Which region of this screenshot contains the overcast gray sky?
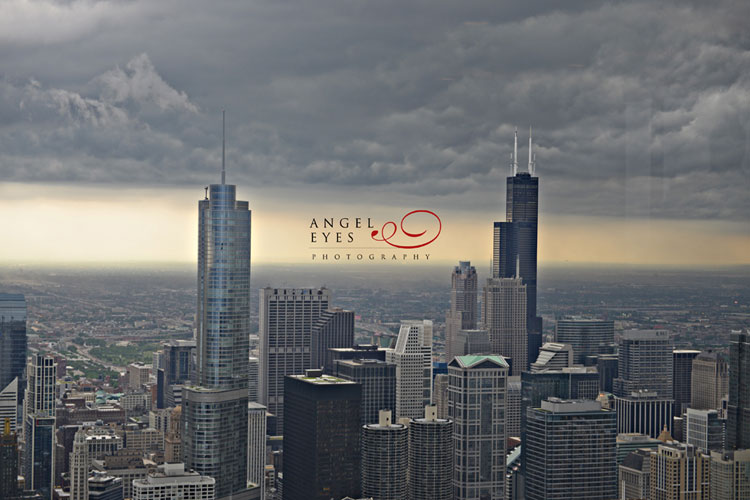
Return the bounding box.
[1,0,748,264]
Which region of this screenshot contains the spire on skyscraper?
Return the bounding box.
[221,110,226,185]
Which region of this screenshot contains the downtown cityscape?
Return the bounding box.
[1,1,749,500]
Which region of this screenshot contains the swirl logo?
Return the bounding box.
[371,210,442,249]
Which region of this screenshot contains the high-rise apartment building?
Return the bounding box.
[0,294,26,395]
[182,172,252,499]
[335,358,396,426]
[710,449,750,500]
[259,287,330,433]
[445,261,478,363]
[727,330,750,450]
[408,406,453,500]
[310,307,354,373]
[482,277,527,375]
[692,349,729,410]
[649,443,710,500]
[525,399,617,500]
[25,354,56,418]
[673,349,700,414]
[361,410,408,500]
[247,402,266,496]
[448,355,508,500]
[283,371,361,500]
[386,320,433,420]
[686,408,725,452]
[555,317,614,364]
[132,463,215,500]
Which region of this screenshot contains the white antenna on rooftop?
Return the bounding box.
[513,126,518,176]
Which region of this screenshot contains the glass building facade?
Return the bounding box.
[183,183,251,500]
[0,294,27,394]
[727,331,750,450]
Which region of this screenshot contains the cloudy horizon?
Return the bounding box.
[1,0,748,266]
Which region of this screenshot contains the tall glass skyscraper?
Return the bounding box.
[182,142,252,499]
[0,294,27,394]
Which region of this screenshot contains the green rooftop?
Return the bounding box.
[454,355,509,368]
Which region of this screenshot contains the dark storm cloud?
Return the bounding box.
[0,0,748,220]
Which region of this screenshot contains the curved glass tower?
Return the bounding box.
[184,179,252,499]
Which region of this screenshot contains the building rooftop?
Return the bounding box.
[539,398,605,413]
[452,355,509,369]
[289,370,355,385]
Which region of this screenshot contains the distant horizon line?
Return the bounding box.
[1,260,749,272]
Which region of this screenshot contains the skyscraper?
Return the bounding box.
[162,339,195,407]
[335,358,396,426]
[69,428,90,500]
[0,418,19,499]
[23,415,55,500]
[283,371,361,500]
[182,133,252,500]
[259,287,330,433]
[386,320,433,420]
[310,307,354,373]
[445,261,478,363]
[614,329,674,398]
[530,342,574,372]
[525,398,617,500]
[482,277,527,375]
[555,317,615,364]
[506,375,521,438]
[692,349,729,410]
[492,129,542,365]
[361,410,408,500]
[0,377,18,433]
[246,402,266,496]
[673,349,700,414]
[0,294,26,394]
[433,373,449,420]
[686,408,725,452]
[408,406,453,500]
[25,354,56,419]
[727,330,750,450]
[614,390,675,438]
[448,355,508,500]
